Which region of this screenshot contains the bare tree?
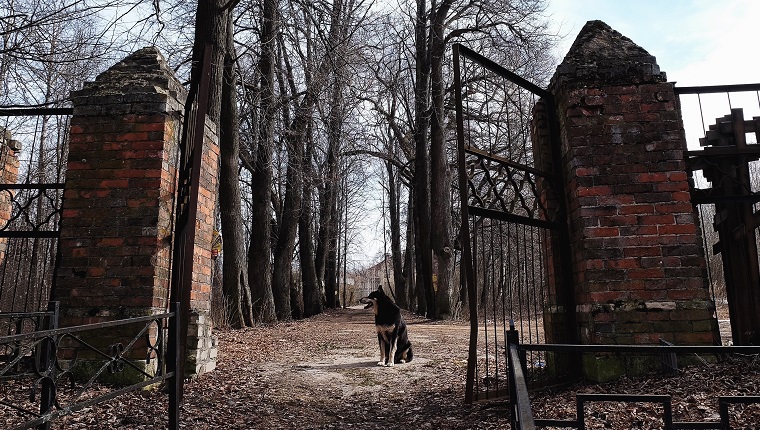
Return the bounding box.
[247,0,278,324]
[219,7,252,328]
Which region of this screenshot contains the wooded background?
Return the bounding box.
[0,0,560,326]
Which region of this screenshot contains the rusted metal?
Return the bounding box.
[1,308,176,429]
[0,111,67,315]
[508,333,760,429]
[507,326,536,429]
[453,43,480,406]
[675,83,760,95]
[0,108,72,116]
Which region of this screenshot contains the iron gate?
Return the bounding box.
[0,108,70,317]
[452,44,576,403]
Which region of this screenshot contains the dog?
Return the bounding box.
[359,286,413,366]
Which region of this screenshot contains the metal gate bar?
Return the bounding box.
[0,109,70,315]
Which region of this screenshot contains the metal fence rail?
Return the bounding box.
[505,333,760,429]
[0,304,179,430]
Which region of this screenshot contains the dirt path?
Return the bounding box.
[184,307,506,429]
[51,307,508,429]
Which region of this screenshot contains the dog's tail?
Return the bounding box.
[406,344,413,362]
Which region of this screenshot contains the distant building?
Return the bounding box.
[352,254,394,300]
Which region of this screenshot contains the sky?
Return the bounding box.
[546,0,760,148]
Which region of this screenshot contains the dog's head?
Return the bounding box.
[359,286,387,310]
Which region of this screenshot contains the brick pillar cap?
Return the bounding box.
[70,46,186,114]
[551,20,666,90]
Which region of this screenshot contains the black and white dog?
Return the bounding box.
[359,286,413,366]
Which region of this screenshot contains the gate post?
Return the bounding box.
[0,129,20,292]
[549,21,719,380]
[54,47,219,381]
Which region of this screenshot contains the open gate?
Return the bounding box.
[452,44,576,403]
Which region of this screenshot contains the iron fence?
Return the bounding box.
[0,303,179,430]
[677,83,760,346]
[505,332,760,429]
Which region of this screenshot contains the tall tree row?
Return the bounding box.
[232,0,371,322]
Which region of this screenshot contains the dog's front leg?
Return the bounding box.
[387,335,398,367]
[382,333,393,366]
[377,333,386,366]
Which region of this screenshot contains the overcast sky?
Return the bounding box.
[546,0,760,85]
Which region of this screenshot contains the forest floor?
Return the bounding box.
[5,307,760,429]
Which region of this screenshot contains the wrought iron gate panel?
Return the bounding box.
[453,44,575,404]
[0,108,70,318]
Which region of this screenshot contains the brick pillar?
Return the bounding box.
[0,129,21,283]
[55,47,218,379]
[549,21,719,379]
[186,122,219,375]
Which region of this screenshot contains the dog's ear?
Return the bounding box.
[377,285,384,293]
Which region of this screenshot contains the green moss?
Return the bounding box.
[582,354,625,382]
[64,358,159,386]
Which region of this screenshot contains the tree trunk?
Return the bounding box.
[387,160,407,308]
[322,100,342,308]
[300,122,324,317]
[219,10,249,328]
[315,0,347,309]
[413,0,433,318]
[324,209,339,308]
[429,0,454,318]
[404,191,416,311]
[248,0,278,324]
[271,42,334,319]
[191,0,228,123]
[271,161,299,320]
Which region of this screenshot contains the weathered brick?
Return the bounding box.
[658,224,696,235]
[584,226,620,238]
[544,21,718,353]
[606,258,640,269]
[638,214,675,226]
[618,204,655,215]
[637,172,668,182]
[55,47,219,377]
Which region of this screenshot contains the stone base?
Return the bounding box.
[581,352,717,382]
[186,310,217,376]
[581,353,655,383]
